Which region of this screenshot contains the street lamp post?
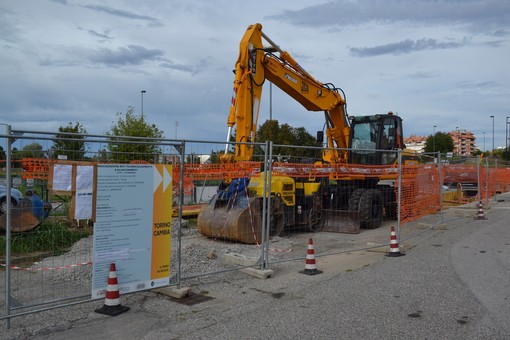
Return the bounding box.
[490,115,494,153]
[141,90,146,117]
[433,125,436,153]
[506,116,510,151]
[456,126,459,155]
[483,132,485,152]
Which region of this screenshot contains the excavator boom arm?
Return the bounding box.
[222,23,350,163]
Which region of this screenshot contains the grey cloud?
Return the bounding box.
[90,45,164,66]
[457,80,498,90]
[160,59,209,75]
[268,0,510,34]
[82,5,161,26]
[483,39,505,48]
[50,0,68,4]
[86,29,111,40]
[350,38,469,57]
[38,58,80,67]
[492,29,509,37]
[406,71,435,79]
[78,26,112,40]
[0,6,20,44]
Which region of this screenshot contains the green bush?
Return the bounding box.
[0,219,89,257]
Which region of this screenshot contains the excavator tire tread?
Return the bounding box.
[359,189,383,229]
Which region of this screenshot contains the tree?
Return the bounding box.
[21,142,45,158]
[106,106,164,163]
[502,148,510,161]
[51,122,87,161]
[254,119,321,161]
[423,132,454,154]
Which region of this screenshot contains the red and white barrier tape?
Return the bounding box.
[269,247,294,253]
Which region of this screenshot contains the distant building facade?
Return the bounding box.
[404,130,476,156]
[404,135,427,153]
[449,129,476,156]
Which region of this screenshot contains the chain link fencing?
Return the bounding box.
[1,125,509,326]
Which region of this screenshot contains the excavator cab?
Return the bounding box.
[348,113,404,165]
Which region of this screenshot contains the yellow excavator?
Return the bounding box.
[197,23,411,243]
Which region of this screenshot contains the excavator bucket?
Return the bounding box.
[197,195,264,244]
[320,209,361,234]
[0,199,41,232]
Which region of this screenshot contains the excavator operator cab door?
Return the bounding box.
[378,115,403,165]
[349,114,404,165]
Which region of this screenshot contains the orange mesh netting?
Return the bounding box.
[399,164,440,223]
[16,158,510,226]
[173,161,262,182]
[22,158,52,180]
[271,162,401,180]
[494,168,510,193]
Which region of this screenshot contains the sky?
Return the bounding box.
[1,0,509,152]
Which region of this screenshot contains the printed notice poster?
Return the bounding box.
[74,165,94,220]
[92,164,172,299]
[52,164,73,191]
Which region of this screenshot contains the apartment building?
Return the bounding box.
[449,129,476,156]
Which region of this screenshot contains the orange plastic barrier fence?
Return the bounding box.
[494,168,510,193]
[173,161,262,181]
[22,158,52,180]
[399,164,441,224]
[271,162,401,180]
[15,158,510,225]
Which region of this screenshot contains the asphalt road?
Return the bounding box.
[2,193,510,339]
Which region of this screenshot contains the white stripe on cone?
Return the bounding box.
[305,240,317,270]
[389,228,400,253]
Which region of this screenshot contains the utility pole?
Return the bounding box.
[456,127,459,155]
[490,115,494,153]
[141,90,146,117]
[433,125,436,152]
[506,116,509,151]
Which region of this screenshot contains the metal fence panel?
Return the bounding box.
[0,127,183,322]
[2,125,510,327]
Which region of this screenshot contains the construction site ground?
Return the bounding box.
[1,192,509,339]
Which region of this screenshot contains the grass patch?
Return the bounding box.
[0,219,90,257]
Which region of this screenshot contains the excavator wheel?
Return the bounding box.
[269,196,285,237]
[348,188,365,212]
[269,212,285,237]
[306,193,324,232]
[358,189,383,229]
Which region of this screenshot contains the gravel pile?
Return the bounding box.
[26,219,300,286]
[30,236,93,283]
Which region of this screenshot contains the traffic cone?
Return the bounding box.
[475,200,487,220]
[95,263,130,316]
[386,227,405,257]
[299,238,323,275]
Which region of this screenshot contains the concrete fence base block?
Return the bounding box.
[223,253,259,266]
[153,286,191,299]
[417,223,433,229]
[240,267,274,279]
[366,243,387,253]
[434,224,448,230]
